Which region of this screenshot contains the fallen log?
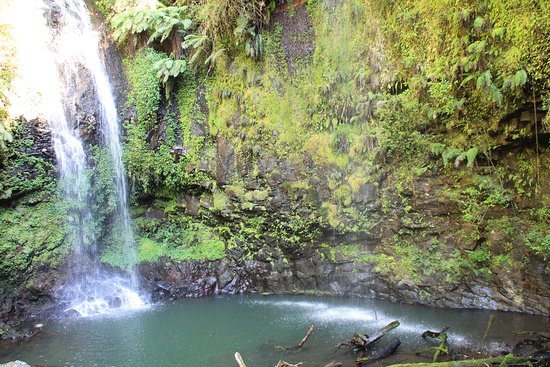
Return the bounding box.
[385,354,530,367]
[336,320,400,350]
[297,324,315,349]
[366,320,400,347]
[356,337,401,365]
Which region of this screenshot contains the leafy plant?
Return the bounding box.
[111,5,192,46]
[153,57,187,83]
[183,0,271,67]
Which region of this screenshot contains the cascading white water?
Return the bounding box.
[5,0,146,316]
[62,0,138,285]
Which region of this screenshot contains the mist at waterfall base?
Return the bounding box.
[1,295,548,367]
[5,0,146,316]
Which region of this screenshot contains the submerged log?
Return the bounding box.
[421,327,449,340]
[356,337,401,365]
[482,314,496,340]
[336,320,400,350]
[277,324,316,351]
[513,332,550,364]
[386,354,530,367]
[297,324,315,348]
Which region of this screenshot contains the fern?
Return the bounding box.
[111,5,193,45]
[502,69,527,91]
[153,57,188,83]
[182,34,208,49]
[465,147,478,168]
[442,148,462,167]
[429,142,446,156]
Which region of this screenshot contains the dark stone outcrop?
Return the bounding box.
[139,222,549,315]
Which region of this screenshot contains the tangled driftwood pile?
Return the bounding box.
[234,320,547,367]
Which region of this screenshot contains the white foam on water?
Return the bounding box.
[248,297,471,347]
[64,275,149,318]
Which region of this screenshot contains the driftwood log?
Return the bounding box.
[297,324,315,348]
[274,361,303,367]
[336,320,401,365]
[336,320,400,351]
[386,354,530,367]
[277,324,315,351]
[235,352,247,367]
[235,352,305,367]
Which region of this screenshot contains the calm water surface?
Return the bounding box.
[1,295,548,367]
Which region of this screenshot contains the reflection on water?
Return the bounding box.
[0,295,548,367]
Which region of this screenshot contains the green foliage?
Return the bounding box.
[370,0,549,156]
[0,201,68,288]
[0,123,57,202]
[175,75,205,166]
[184,0,270,66]
[360,235,495,284]
[124,48,209,197]
[125,47,164,129]
[92,0,115,18]
[110,4,193,88]
[111,5,192,46]
[433,145,479,168]
[154,57,188,83]
[212,189,229,212]
[445,174,510,224]
[525,207,550,262]
[102,210,226,265]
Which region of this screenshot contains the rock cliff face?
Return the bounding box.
[136,149,549,315]
[127,3,549,316]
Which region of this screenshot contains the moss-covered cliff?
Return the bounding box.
[97,0,548,313]
[0,0,548,320]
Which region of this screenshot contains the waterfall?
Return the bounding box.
[6,0,146,316]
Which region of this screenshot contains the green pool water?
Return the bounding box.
[1,295,548,367]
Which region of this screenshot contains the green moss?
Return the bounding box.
[100,0,548,284]
[0,201,68,288]
[102,214,226,267]
[124,48,212,197]
[225,183,245,198]
[0,124,57,202]
[212,189,229,212]
[243,189,270,202]
[176,75,206,167]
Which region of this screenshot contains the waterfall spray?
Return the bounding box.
[6,0,146,316]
